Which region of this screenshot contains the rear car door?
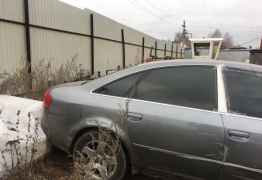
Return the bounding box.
[127,65,225,180]
[222,67,262,180]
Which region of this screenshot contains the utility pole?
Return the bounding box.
[173,20,191,59]
[182,20,188,39]
[181,20,190,58]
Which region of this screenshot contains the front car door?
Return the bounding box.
[221,66,262,180]
[127,65,225,179]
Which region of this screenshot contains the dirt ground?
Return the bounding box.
[40,148,162,180]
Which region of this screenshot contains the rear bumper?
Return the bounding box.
[41,111,71,152]
[41,113,49,136]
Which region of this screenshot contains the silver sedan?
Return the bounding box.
[41,60,262,180]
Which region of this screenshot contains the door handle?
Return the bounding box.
[128,112,143,121]
[228,130,250,142]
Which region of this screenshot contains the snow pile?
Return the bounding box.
[0,95,46,176]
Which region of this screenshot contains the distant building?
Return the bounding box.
[189,38,223,60]
[183,38,262,64]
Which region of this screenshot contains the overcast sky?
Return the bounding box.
[60,0,262,47]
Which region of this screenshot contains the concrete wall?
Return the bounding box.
[126,45,142,66]
[0,0,24,22]
[30,28,91,71]
[94,39,122,73]
[0,22,26,74]
[0,0,174,78]
[0,0,26,74]
[29,0,91,34]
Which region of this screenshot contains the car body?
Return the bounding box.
[41,59,262,180]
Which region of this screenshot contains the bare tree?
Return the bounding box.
[209,29,222,38]
[175,32,190,48]
[222,32,234,49]
[209,29,234,49]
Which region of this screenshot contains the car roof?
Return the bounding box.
[138,59,262,72]
[84,59,262,91]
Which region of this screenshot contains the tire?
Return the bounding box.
[73,129,127,180]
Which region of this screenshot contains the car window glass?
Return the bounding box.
[94,72,145,98]
[132,66,217,111]
[224,68,262,118]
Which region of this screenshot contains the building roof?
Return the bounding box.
[143,59,262,72]
[189,38,223,43]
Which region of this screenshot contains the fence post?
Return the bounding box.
[121,29,126,68]
[176,41,178,59]
[24,0,32,89]
[171,41,174,59]
[150,46,153,57]
[164,43,167,58]
[90,14,95,75]
[155,40,157,59]
[142,37,145,63]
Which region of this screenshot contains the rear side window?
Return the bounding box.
[224,68,262,118]
[132,66,217,111]
[94,72,145,98]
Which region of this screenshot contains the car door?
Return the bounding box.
[127,65,225,180]
[221,67,262,180]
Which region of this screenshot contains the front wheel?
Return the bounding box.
[73,129,127,180]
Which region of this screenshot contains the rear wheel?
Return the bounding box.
[73,130,127,180]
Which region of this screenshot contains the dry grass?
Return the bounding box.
[0,110,44,180]
[0,65,31,96]
[0,55,89,99]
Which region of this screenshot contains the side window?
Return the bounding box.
[94,72,145,98]
[224,68,262,118]
[132,66,217,110]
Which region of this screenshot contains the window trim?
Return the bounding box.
[93,65,219,112]
[217,65,228,113]
[93,71,148,98]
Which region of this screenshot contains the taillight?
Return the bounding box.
[43,89,52,108]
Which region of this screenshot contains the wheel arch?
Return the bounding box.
[68,117,138,174]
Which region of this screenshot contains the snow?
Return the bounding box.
[0,95,46,176]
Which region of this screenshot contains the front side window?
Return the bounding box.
[94,72,145,98]
[132,66,218,111]
[224,68,262,118]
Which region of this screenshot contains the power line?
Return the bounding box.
[132,0,172,20]
[135,0,177,23]
[127,0,178,26]
[126,0,162,19]
[238,37,260,46]
[142,0,169,14]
